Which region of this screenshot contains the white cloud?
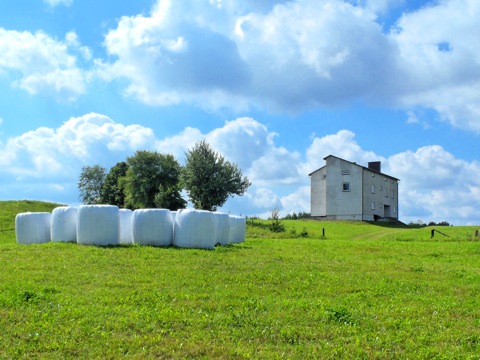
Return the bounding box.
[155,127,204,161]
[95,0,480,133]
[391,0,480,132]
[280,186,310,216]
[384,145,480,224]
[0,113,155,178]
[44,0,73,7]
[0,28,89,102]
[251,188,281,209]
[303,130,382,175]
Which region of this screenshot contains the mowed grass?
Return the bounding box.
[1,201,480,359]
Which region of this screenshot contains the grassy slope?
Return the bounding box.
[0,200,63,244]
[1,203,480,359]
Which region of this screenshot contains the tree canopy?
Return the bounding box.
[182,140,251,211]
[124,150,186,210]
[78,165,106,205]
[100,162,128,208]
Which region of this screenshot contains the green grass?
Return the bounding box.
[1,201,480,358]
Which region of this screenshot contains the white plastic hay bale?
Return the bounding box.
[132,209,173,247]
[51,206,78,243]
[229,215,246,244]
[119,209,134,245]
[173,209,216,249]
[77,205,120,246]
[213,212,230,246]
[15,212,51,245]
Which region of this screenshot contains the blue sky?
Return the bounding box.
[0,0,479,225]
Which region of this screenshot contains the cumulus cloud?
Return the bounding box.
[384,146,480,224]
[392,0,480,132]
[95,0,480,132]
[0,28,89,102]
[303,130,382,175]
[99,0,251,109]
[205,117,304,185]
[280,186,311,216]
[0,113,155,178]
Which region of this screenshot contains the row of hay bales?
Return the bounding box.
[15,205,246,249]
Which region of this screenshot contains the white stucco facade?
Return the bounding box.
[309,155,399,221]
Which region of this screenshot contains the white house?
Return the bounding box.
[309,155,399,221]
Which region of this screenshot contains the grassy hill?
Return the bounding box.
[0,200,64,242]
[1,203,480,358]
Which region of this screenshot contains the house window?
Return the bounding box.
[391,190,394,199]
[341,169,350,175]
[393,206,397,214]
[342,182,350,192]
[371,173,375,177]
[371,202,375,210]
[385,188,388,197]
[371,184,375,194]
[380,185,383,191]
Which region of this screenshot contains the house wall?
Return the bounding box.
[324,157,363,220]
[310,167,326,217]
[361,170,399,220]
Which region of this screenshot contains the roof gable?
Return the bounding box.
[308,154,399,180]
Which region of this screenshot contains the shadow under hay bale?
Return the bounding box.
[77,205,120,246]
[51,206,78,243]
[132,209,173,247]
[173,209,215,249]
[15,212,52,245]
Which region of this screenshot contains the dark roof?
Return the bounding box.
[308,154,399,181]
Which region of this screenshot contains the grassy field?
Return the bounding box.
[1,201,480,359]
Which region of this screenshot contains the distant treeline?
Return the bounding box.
[409,220,451,227]
[282,212,311,220]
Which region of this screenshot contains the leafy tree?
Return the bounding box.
[100,162,128,207]
[182,140,251,211]
[78,165,106,205]
[154,184,186,210]
[124,150,186,210]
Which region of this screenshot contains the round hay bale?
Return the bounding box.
[77,205,120,246]
[229,215,246,244]
[51,206,78,243]
[15,212,51,245]
[173,209,215,249]
[119,209,134,245]
[132,209,173,247]
[213,212,230,246]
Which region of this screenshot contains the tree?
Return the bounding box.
[78,165,106,204]
[100,162,128,207]
[182,140,251,211]
[123,150,186,210]
[154,184,186,210]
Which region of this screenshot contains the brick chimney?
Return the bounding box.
[368,161,381,173]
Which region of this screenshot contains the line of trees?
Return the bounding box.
[77,140,251,212]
